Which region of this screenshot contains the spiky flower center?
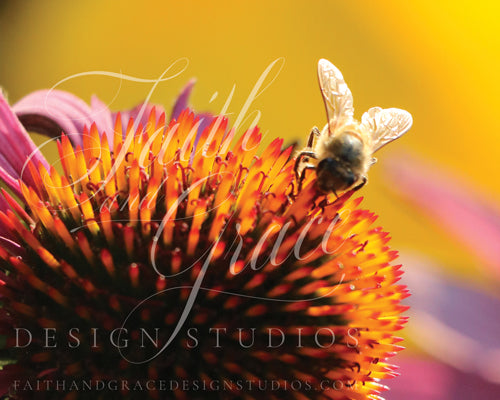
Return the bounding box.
[0,109,407,399]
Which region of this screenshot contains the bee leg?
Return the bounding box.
[370,157,377,166]
[297,164,316,194]
[294,150,318,182]
[307,126,321,147]
[352,176,368,191]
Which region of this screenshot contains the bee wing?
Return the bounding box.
[318,59,354,135]
[361,107,413,152]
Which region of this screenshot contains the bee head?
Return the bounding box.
[316,158,356,193]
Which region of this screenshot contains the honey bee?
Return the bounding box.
[295,59,413,195]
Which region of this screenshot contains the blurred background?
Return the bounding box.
[1,0,499,398]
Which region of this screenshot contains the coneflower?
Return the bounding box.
[0,84,408,399]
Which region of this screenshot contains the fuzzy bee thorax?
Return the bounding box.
[316,130,367,170]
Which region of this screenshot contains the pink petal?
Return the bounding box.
[384,152,500,280]
[13,89,114,147]
[0,154,18,180]
[401,255,500,384]
[385,357,453,400]
[386,356,500,400]
[0,90,48,197]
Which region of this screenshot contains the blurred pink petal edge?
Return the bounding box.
[385,256,500,399]
[382,153,500,398]
[402,255,500,376]
[384,152,500,280]
[386,356,500,400]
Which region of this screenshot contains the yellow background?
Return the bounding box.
[0,0,499,286]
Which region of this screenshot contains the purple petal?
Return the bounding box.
[401,255,500,383]
[170,80,216,151]
[13,89,114,147]
[171,79,196,121]
[197,112,216,137]
[0,90,48,197]
[384,152,500,280]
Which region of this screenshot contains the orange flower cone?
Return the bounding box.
[0,90,408,399]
